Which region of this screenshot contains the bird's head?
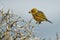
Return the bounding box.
[29,8,38,14]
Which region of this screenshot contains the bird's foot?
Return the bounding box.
[36,22,41,24]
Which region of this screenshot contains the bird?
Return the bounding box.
[29,8,52,24]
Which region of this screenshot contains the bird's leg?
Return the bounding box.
[39,22,41,24]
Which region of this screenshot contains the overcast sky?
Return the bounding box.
[0,0,60,40]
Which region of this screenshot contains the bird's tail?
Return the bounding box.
[46,19,52,24]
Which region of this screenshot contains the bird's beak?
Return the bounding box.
[29,11,31,14]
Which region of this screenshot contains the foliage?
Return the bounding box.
[0,9,41,40]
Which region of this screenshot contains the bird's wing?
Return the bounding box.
[36,11,47,19]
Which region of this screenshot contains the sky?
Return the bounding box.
[0,0,60,40]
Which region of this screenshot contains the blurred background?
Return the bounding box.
[0,0,60,40]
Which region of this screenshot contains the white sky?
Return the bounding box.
[0,0,60,40]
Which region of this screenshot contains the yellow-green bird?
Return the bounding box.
[29,8,52,24]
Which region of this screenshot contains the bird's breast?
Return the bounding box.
[32,14,44,21]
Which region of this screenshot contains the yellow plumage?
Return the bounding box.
[29,8,52,24]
